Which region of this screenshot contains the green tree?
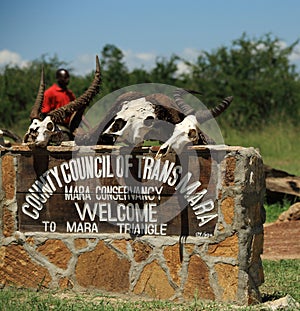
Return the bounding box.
[0,55,69,133]
[100,44,129,94]
[1,35,299,136]
[150,55,180,85]
[182,33,300,128]
[128,68,151,85]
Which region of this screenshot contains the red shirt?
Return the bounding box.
[42,83,76,124]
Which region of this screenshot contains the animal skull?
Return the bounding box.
[103,97,157,145]
[23,116,62,148]
[155,95,234,158]
[156,115,200,158]
[23,56,101,148]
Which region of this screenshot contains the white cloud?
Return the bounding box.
[0,49,29,68]
[271,40,300,66]
[72,48,202,76]
[72,51,157,76]
[253,40,300,64]
[72,53,95,76]
[135,52,156,62]
[123,49,156,70]
[176,47,201,75]
[181,47,200,61]
[287,44,300,63]
[176,61,191,75]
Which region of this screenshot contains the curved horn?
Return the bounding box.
[173,89,203,115]
[48,55,101,124]
[0,129,22,142]
[195,96,233,123]
[173,89,195,115]
[30,66,45,120]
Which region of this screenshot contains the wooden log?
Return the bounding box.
[264,165,300,204]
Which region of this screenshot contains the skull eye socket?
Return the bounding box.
[47,122,54,131]
[143,116,155,127]
[111,118,127,132]
[188,129,198,141]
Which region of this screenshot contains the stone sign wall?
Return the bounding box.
[0,144,265,305]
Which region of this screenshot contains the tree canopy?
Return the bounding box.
[0,33,299,135]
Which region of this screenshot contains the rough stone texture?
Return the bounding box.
[131,241,152,262]
[1,155,15,200]
[207,234,239,258]
[249,233,264,287]
[134,260,175,299]
[25,236,35,246]
[215,263,239,302]
[2,208,14,237]
[277,202,300,222]
[74,238,88,250]
[59,277,74,289]
[0,245,52,288]
[184,243,195,255]
[223,156,236,186]
[112,239,128,256]
[221,197,235,225]
[183,254,215,300]
[76,240,130,292]
[163,244,181,285]
[263,295,300,310]
[37,239,72,270]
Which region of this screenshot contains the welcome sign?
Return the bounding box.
[17,146,220,237]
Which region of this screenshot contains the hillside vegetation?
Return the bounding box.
[0,33,299,175]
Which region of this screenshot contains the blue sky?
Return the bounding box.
[1,0,300,75]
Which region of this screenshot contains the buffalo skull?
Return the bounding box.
[103,97,156,145]
[100,92,184,146]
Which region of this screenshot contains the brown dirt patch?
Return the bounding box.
[262,221,300,260]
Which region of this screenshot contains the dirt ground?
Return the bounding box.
[262,221,300,260]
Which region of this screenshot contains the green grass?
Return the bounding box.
[0,258,299,311]
[264,200,291,223]
[222,122,300,176]
[261,259,300,303]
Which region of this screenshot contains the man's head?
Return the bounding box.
[56,69,70,89]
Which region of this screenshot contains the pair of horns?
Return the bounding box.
[173,88,233,123]
[30,56,101,123]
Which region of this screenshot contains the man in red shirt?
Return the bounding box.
[42,68,75,125]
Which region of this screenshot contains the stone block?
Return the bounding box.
[207,234,239,258]
[1,155,15,200]
[75,241,130,292]
[215,263,239,302]
[0,245,51,288]
[183,254,214,300]
[2,208,15,237]
[131,241,152,262]
[37,239,72,269]
[134,260,175,299]
[163,244,181,285]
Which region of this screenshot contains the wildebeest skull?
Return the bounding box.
[23,56,101,147]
